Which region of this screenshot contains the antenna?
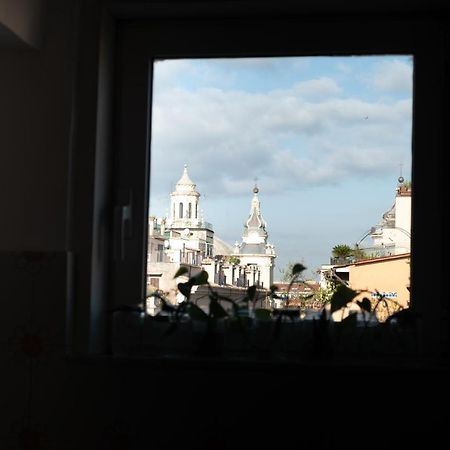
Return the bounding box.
[398,163,405,185]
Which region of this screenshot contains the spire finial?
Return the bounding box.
[398,163,404,184]
[253,177,259,194]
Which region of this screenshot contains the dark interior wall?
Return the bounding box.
[0,0,46,49]
[0,0,75,251]
[0,1,449,449]
[0,2,108,447]
[0,1,119,447]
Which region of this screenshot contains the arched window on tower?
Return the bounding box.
[195,202,198,219]
[179,202,183,218]
[188,202,192,218]
[172,204,175,219]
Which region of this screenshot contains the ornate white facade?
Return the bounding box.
[147,167,276,309]
[147,165,213,305]
[231,185,276,289]
[166,164,214,262]
[201,184,276,292]
[368,177,411,255]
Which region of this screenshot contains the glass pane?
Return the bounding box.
[146,56,412,323]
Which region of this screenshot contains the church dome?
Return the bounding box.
[381,204,396,227]
[174,164,198,194]
[213,237,233,256]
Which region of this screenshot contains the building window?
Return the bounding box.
[188,202,192,219]
[156,244,164,262]
[179,202,183,219]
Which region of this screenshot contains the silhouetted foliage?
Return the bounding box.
[142,262,418,360]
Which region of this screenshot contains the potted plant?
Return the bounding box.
[142,266,277,358]
[140,263,419,362]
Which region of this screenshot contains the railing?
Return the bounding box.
[330,256,355,265]
[196,220,213,230]
[147,251,171,263]
[330,246,410,265]
[179,252,202,266]
[167,219,214,230]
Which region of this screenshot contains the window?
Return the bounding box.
[109,14,447,362]
[149,54,412,315]
[156,244,164,262]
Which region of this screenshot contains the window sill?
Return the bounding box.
[98,313,450,374]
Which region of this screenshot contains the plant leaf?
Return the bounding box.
[292,263,306,276]
[247,285,257,302]
[187,303,209,321]
[340,311,358,329]
[209,299,228,319]
[189,270,209,285]
[330,284,358,313]
[160,298,176,313]
[178,282,192,298]
[356,297,372,313]
[173,266,189,278]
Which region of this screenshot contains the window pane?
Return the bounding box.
[147,56,412,321]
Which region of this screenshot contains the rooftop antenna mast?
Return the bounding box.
[398,163,404,184]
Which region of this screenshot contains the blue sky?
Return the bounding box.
[149,56,412,280]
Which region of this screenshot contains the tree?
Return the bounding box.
[401,179,412,189]
[331,244,353,259]
[313,284,336,306]
[280,262,297,282]
[226,255,240,265]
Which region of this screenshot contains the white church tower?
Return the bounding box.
[147,165,215,306]
[168,164,201,229]
[232,184,276,289]
[166,164,214,261]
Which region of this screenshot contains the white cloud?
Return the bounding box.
[369,59,413,94]
[292,77,342,98]
[153,59,199,89]
[148,57,413,277]
[150,80,412,200]
[336,62,352,74]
